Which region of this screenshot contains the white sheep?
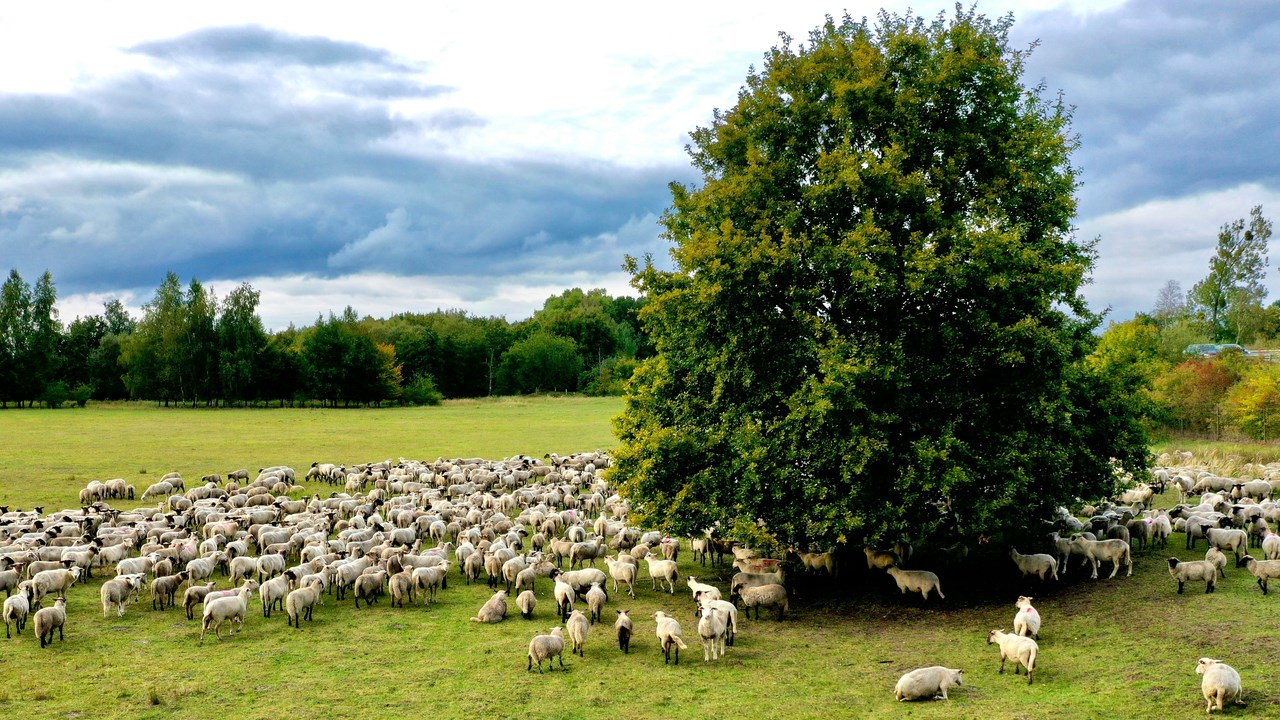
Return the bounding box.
[987,629,1038,684]
[3,585,30,638]
[201,583,255,642]
[696,604,727,661]
[894,666,964,702]
[1262,531,1280,561]
[470,590,508,623]
[686,576,720,607]
[1069,537,1131,579]
[1205,527,1248,562]
[1196,657,1244,714]
[1013,596,1041,640]
[699,597,739,647]
[864,547,899,570]
[585,582,607,625]
[644,556,678,594]
[1168,557,1217,594]
[603,555,637,598]
[731,581,789,620]
[885,566,944,601]
[100,573,146,618]
[1009,548,1058,582]
[615,609,632,653]
[565,608,589,657]
[1205,547,1228,579]
[1238,554,1280,595]
[285,578,325,627]
[34,596,67,648]
[653,610,688,665]
[527,626,566,672]
[516,589,537,620]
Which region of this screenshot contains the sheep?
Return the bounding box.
[527,626,566,673]
[1069,537,1131,579]
[864,547,899,570]
[1167,557,1217,594]
[1263,531,1280,561]
[644,556,678,594]
[260,574,293,617]
[1237,555,1280,594]
[97,573,145,618]
[34,596,67,648]
[183,581,218,620]
[894,666,964,702]
[1013,596,1041,640]
[516,589,537,620]
[987,629,1038,684]
[1009,548,1058,582]
[3,585,30,637]
[388,569,415,608]
[553,577,577,622]
[1206,527,1248,562]
[696,603,727,661]
[1196,657,1244,714]
[603,555,636,598]
[470,590,508,623]
[412,564,449,605]
[615,609,632,653]
[731,581,789,620]
[565,608,589,657]
[1151,514,1173,550]
[686,575,720,607]
[150,571,190,610]
[585,582,607,625]
[699,597,739,647]
[352,570,386,609]
[0,568,21,598]
[1205,547,1228,579]
[885,566,944,601]
[286,578,325,627]
[32,567,82,601]
[653,610,688,665]
[200,583,255,642]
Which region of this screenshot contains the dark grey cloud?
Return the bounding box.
[131,25,402,68]
[1014,0,1280,217]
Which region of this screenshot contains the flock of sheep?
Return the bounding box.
[886,455,1274,713]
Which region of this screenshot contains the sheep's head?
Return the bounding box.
[1196,658,1219,675]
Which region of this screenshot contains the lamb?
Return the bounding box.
[200,583,255,642]
[527,626,566,673]
[697,603,727,661]
[470,590,508,623]
[183,581,218,620]
[3,585,30,637]
[615,609,632,653]
[516,589,537,619]
[893,666,964,702]
[1237,555,1280,594]
[1069,537,1131,579]
[885,566,944,602]
[150,571,190,610]
[644,556,678,594]
[1168,557,1218,594]
[33,596,67,648]
[1009,548,1058,582]
[565,608,589,656]
[987,629,1038,684]
[1196,657,1244,714]
[99,573,146,618]
[653,610,688,665]
[286,578,325,627]
[1013,596,1041,640]
[731,581,789,620]
[585,582,607,625]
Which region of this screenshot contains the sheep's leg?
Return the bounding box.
[1177,580,1184,594]
[999,655,1006,673]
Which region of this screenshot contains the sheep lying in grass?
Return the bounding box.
[1196,658,1244,714]
[615,610,632,653]
[653,610,688,665]
[894,666,964,702]
[100,573,146,618]
[1168,557,1217,594]
[1013,596,1041,640]
[470,591,508,624]
[34,597,67,648]
[3,585,30,637]
[528,627,566,673]
[885,566,944,602]
[987,629,1038,684]
[1069,537,1131,579]
[1237,555,1280,595]
[1009,548,1058,583]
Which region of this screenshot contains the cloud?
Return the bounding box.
[130,25,403,68]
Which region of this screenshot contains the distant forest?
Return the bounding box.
[0,269,650,408]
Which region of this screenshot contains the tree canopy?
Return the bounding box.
[611,9,1149,549]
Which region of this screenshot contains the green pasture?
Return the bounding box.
[0,402,1277,718]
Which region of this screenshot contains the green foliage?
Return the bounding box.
[39,380,68,409]
[1153,359,1240,434]
[580,355,639,396]
[1189,205,1272,342]
[70,383,92,408]
[401,374,444,406]
[1224,363,1280,440]
[216,283,267,404]
[612,8,1148,547]
[498,332,583,393]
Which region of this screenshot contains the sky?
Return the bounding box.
[1,1,1277,332]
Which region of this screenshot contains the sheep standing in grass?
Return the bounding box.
[864,547,899,570]
[34,597,67,648]
[585,582,607,625]
[885,566,944,601]
[470,590,508,623]
[615,610,632,653]
[285,578,325,628]
[100,573,146,618]
[644,556,678,594]
[565,608,589,657]
[1168,558,1217,594]
[653,610,688,665]
[987,629,1038,684]
[1013,596,1041,640]
[1237,555,1280,594]
[1261,531,1280,561]
[1009,548,1058,583]
[200,583,255,642]
[699,598,739,647]
[1070,537,1131,579]
[731,582,789,620]
[1196,658,1244,714]
[1205,547,1228,579]
[516,590,537,620]
[527,627,566,673]
[893,666,964,702]
[1206,528,1248,563]
[603,556,637,598]
[3,585,30,637]
[183,582,218,621]
[696,604,727,662]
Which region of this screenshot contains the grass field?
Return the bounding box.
[1,402,1278,719]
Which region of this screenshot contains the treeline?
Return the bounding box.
[0,269,650,408]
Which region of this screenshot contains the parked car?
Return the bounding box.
[1184,343,1218,357]
[1215,343,1249,356]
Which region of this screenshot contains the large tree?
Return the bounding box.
[612,9,1148,549]
[1190,205,1272,342]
